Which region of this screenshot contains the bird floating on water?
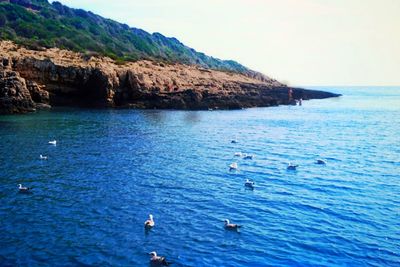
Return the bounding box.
[18,184,31,193]
[287,163,298,170]
[39,154,48,160]
[234,152,242,157]
[149,251,170,266]
[229,162,238,170]
[231,139,238,144]
[244,179,255,189]
[316,159,327,165]
[144,214,155,229]
[243,154,254,160]
[224,219,242,230]
[48,140,57,145]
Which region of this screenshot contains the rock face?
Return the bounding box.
[0,69,35,114]
[0,41,340,114]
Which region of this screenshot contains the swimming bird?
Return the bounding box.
[229,162,238,170]
[149,251,170,266]
[287,163,298,170]
[18,184,31,193]
[243,154,254,160]
[39,154,48,160]
[144,214,155,229]
[231,139,238,144]
[234,152,242,157]
[224,219,241,230]
[244,179,255,189]
[48,140,57,145]
[316,159,327,165]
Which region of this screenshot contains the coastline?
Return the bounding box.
[0,41,340,114]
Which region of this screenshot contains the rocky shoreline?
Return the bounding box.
[0,41,340,114]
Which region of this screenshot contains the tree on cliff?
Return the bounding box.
[0,13,6,27]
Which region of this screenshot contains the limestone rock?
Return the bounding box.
[0,41,340,114]
[0,70,35,114]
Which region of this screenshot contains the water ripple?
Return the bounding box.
[1,87,400,266]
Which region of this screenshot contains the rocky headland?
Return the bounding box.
[0,41,340,114]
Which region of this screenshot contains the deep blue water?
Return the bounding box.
[0,87,399,266]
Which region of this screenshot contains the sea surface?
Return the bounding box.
[0,86,399,266]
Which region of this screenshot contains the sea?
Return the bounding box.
[0,86,399,266]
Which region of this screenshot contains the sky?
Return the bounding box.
[55,0,400,86]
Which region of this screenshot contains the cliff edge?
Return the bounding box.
[0,41,340,114]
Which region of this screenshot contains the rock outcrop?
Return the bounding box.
[0,41,340,114]
[0,69,35,114]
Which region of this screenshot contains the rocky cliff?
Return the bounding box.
[0,41,340,114]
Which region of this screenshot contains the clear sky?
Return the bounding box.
[55,0,400,86]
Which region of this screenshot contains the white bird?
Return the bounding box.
[18,184,31,193]
[229,162,238,170]
[224,219,242,230]
[231,139,238,144]
[144,214,155,229]
[316,159,327,165]
[149,251,170,266]
[234,152,242,157]
[48,140,57,145]
[287,162,298,170]
[39,155,48,160]
[244,179,255,189]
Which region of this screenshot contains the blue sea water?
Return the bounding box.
[0,86,399,266]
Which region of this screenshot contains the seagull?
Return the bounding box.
[244,179,255,189]
[287,162,298,170]
[144,214,155,229]
[316,159,327,165]
[224,219,242,230]
[234,152,242,157]
[48,140,57,145]
[18,184,32,193]
[149,251,170,266]
[243,154,254,160]
[39,155,48,160]
[229,162,238,170]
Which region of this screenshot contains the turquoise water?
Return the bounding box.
[0,87,399,266]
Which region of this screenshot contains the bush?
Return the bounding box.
[0,13,6,26]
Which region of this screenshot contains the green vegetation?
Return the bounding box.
[0,0,250,73]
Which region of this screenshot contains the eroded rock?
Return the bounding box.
[0,70,35,114]
[0,41,340,114]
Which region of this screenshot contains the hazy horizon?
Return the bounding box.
[55,0,400,87]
